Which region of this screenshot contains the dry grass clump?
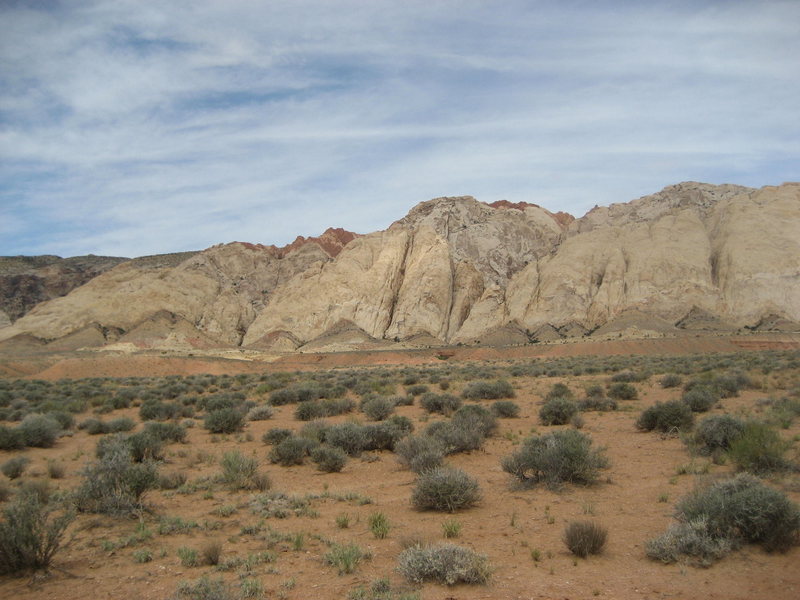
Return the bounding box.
[563,520,608,557]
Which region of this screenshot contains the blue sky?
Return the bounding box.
[1,0,798,258]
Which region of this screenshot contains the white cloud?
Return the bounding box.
[1,0,798,257]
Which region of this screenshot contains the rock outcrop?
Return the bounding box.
[2,182,798,350]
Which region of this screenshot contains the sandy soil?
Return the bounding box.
[1,359,799,600]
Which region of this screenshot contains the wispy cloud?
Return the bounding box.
[1,0,798,257]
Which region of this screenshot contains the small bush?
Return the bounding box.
[311,445,348,472]
[607,382,638,400]
[201,540,222,566]
[406,384,428,396]
[158,470,187,490]
[682,387,718,413]
[0,489,74,575]
[220,451,269,491]
[411,467,481,512]
[545,383,573,401]
[204,408,244,434]
[175,576,232,600]
[491,400,520,418]
[425,422,483,455]
[442,519,461,538]
[420,393,461,415]
[246,405,274,421]
[451,404,496,437]
[0,426,23,451]
[578,396,617,411]
[676,474,800,553]
[563,521,607,557]
[47,461,65,480]
[636,400,694,433]
[178,546,199,567]
[142,421,187,443]
[461,380,514,400]
[660,374,683,388]
[325,423,369,456]
[501,430,608,489]
[107,417,136,433]
[646,518,732,566]
[17,414,60,448]
[395,435,445,473]
[324,543,369,575]
[361,397,395,421]
[269,436,314,466]
[397,543,491,585]
[126,431,165,462]
[368,512,391,538]
[2,456,30,480]
[727,422,790,474]
[262,428,293,445]
[539,397,578,425]
[692,415,746,455]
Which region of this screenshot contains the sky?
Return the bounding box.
[1,0,798,258]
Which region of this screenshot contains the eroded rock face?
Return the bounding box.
[2,182,798,350]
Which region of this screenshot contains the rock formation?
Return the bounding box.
[1,182,798,351]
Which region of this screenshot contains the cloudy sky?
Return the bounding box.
[1,0,798,258]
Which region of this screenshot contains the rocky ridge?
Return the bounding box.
[1,181,798,352]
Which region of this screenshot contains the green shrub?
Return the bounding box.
[425,422,483,455]
[361,397,395,421]
[175,576,232,600]
[646,519,732,566]
[142,421,187,443]
[262,428,293,445]
[682,387,718,412]
[362,422,407,451]
[636,400,694,433]
[578,397,617,411]
[74,439,158,515]
[324,543,369,575]
[563,521,607,557]
[406,384,429,396]
[461,380,514,400]
[395,435,445,473]
[368,512,391,538]
[0,426,23,451]
[204,408,244,434]
[607,382,638,400]
[2,456,30,480]
[676,474,800,553]
[397,543,491,585]
[545,383,573,401]
[490,400,520,418]
[660,374,683,388]
[178,546,199,567]
[220,451,269,491]
[611,370,646,383]
[17,414,60,448]
[325,423,369,456]
[311,445,348,472]
[539,397,578,425]
[727,422,790,474]
[451,404,497,437]
[0,488,74,575]
[692,415,746,455]
[268,436,314,466]
[107,417,136,433]
[501,430,608,489]
[295,400,327,421]
[126,431,165,462]
[420,393,462,415]
[411,467,481,512]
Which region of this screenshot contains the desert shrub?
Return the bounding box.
[406,384,429,396]
[713,372,751,397]
[203,408,244,434]
[584,384,606,399]
[727,422,790,474]
[646,519,732,566]
[368,512,391,539]
[246,405,274,421]
[175,576,233,600]
[127,431,165,462]
[47,461,65,480]
[412,467,481,512]
[681,387,718,412]
[0,426,23,451]
[139,399,180,421]
[539,397,578,425]
[501,430,608,489]
[268,388,299,406]
[461,380,514,400]
[397,543,491,585]
[420,393,462,415]
[262,428,293,445]
[660,374,683,388]
[607,382,638,400]
[294,400,326,421]
[2,456,30,480]
[17,414,60,448]
[395,435,445,473]
[692,415,746,455]
[491,400,520,418]
[0,488,74,575]
[299,419,332,444]
[220,450,269,491]
[107,417,136,433]
[451,404,497,437]
[545,383,573,401]
[676,474,800,553]
[80,417,107,435]
[563,521,607,557]
[311,445,348,472]
[324,542,369,575]
[74,439,158,515]
[578,396,617,411]
[158,470,187,490]
[611,370,647,383]
[0,482,10,502]
[361,397,395,421]
[425,422,483,455]
[362,422,408,451]
[142,421,187,443]
[45,411,74,430]
[325,423,369,456]
[268,436,313,466]
[636,400,694,433]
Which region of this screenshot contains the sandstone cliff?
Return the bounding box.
[2,182,798,350]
